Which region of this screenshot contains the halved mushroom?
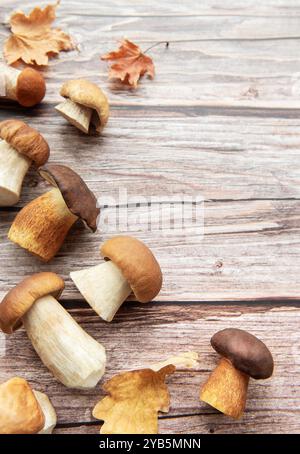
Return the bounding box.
[55,79,109,134]
[0,64,46,107]
[71,236,162,322]
[8,164,100,261]
[200,328,274,419]
[0,377,56,434]
[0,119,49,206]
[0,273,106,389]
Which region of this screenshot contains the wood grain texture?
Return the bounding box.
[0,0,300,434]
[0,304,299,433]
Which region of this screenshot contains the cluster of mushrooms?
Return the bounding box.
[0,65,274,434]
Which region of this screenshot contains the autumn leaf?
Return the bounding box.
[4,1,74,66]
[92,365,175,434]
[101,39,155,88]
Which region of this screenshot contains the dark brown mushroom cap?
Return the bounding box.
[39,164,99,232]
[211,328,274,379]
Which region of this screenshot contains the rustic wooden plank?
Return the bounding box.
[1,199,300,301]
[56,411,300,434]
[3,0,300,18]
[0,304,299,433]
[1,111,300,204]
[2,3,300,109]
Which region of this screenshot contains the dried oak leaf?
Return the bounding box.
[101,39,155,88]
[93,365,175,434]
[4,2,74,66]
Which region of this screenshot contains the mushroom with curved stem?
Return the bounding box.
[0,273,107,389]
[71,236,162,322]
[200,328,274,419]
[55,79,109,134]
[0,377,56,434]
[8,164,100,261]
[0,64,46,107]
[0,119,49,206]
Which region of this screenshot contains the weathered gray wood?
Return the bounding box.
[0,0,300,435]
[56,411,300,434]
[0,304,299,433]
[2,2,300,108]
[1,199,300,301]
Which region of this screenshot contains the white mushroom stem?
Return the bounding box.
[71,261,132,322]
[22,295,106,389]
[33,390,57,434]
[55,99,93,134]
[0,139,31,206]
[0,64,19,100]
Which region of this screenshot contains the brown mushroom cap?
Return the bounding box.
[16,68,46,107]
[0,119,49,167]
[60,79,109,133]
[101,236,162,303]
[211,328,274,379]
[0,377,45,434]
[39,164,100,232]
[0,272,64,334]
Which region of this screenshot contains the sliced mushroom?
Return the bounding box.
[55,79,109,134]
[0,377,56,434]
[200,328,274,419]
[0,273,106,389]
[33,391,57,434]
[8,164,100,261]
[71,236,162,322]
[0,64,46,107]
[0,119,49,206]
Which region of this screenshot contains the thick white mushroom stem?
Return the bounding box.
[0,64,19,100]
[71,261,132,322]
[33,390,57,434]
[0,139,31,206]
[22,295,106,389]
[55,99,93,134]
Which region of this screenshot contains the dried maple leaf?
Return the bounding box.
[93,365,175,434]
[4,1,74,66]
[101,39,155,88]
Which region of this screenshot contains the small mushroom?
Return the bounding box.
[55,79,109,134]
[200,328,274,419]
[0,119,49,206]
[0,377,56,434]
[8,164,100,261]
[0,64,46,107]
[0,273,106,389]
[71,236,162,322]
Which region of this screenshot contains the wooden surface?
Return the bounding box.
[0,0,300,434]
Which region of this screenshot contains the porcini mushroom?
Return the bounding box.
[200,328,274,419]
[71,236,162,322]
[0,273,106,389]
[0,64,46,107]
[55,79,109,134]
[0,119,49,206]
[8,164,100,261]
[0,377,56,434]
